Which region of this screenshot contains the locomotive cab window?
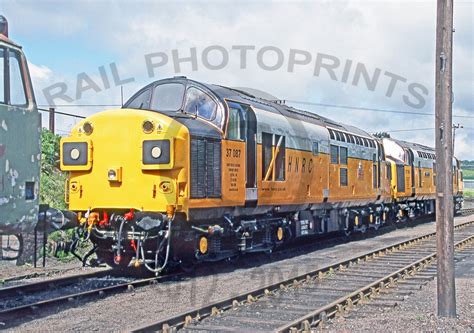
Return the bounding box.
[227,102,247,141]
[184,87,217,120]
[0,47,27,106]
[150,83,185,112]
[126,88,151,110]
[9,50,26,105]
[0,48,4,103]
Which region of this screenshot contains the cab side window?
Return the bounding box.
[227,102,246,141]
[9,50,26,105]
[0,48,4,103]
[0,47,27,106]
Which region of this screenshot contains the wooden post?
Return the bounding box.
[49,107,55,134]
[435,0,456,317]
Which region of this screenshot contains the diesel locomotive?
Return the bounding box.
[60,77,464,273]
[0,16,80,263]
[0,16,41,236]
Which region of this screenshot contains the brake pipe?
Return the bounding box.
[115,216,126,264]
[141,217,174,275]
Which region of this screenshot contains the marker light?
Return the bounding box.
[83,122,93,135]
[142,120,154,134]
[70,148,80,160]
[108,170,116,180]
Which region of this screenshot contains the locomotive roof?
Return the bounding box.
[0,33,21,48]
[146,77,374,139]
[390,138,435,154]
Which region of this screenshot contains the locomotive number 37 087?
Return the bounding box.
[226,148,241,158]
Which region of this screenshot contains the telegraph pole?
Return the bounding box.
[48,107,55,134]
[435,0,456,317]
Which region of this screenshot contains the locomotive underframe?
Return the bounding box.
[87,196,448,274]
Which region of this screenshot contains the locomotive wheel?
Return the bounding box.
[343,228,352,239]
[180,259,198,273]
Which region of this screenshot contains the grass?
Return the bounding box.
[464,189,474,199]
[463,169,474,180]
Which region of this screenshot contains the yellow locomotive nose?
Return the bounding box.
[61,109,189,213]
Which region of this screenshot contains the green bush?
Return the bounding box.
[40,128,67,210]
[40,129,88,261]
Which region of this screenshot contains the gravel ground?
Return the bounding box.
[0,236,104,287]
[7,214,472,332]
[463,198,474,209]
[325,243,474,332]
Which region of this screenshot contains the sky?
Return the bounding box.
[1,0,473,159]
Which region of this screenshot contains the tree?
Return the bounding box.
[372,132,391,139]
[40,128,67,210]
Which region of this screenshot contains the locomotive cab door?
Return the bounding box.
[226,101,258,206]
[245,107,258,205]
[407,149,415,196]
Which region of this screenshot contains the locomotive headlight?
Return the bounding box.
[142,140,171,166]
[60,139,92,171]
[151,146,162,159]
[70,148,80,160]
[82,121,94,135]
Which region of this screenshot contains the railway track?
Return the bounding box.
[0,269,181,327]
[460,207,474,216]
[0,266,88,285]
[0,214,438,326]
[131,219,474,332]
[1,213,472,329]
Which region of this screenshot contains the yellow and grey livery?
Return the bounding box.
[60,77,463,273]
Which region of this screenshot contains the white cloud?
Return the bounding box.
[28,62,52,81]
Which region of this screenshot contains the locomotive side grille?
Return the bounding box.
[190,139,207,198]
[206,139,222,198]
[190,137,221,198]
[397,165,406,192]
